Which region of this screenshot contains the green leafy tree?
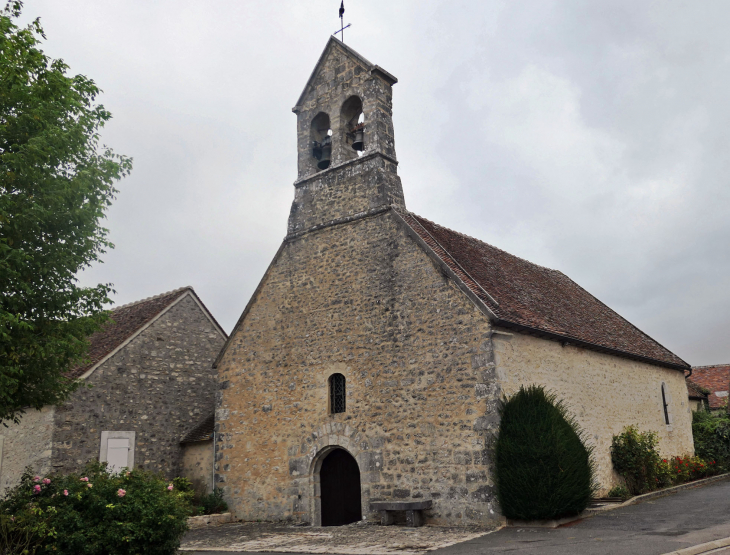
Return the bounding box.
[0,1,131,423]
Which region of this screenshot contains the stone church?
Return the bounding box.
[213,37,694,527]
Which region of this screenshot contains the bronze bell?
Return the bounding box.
[352,128,364,151]
[317,136,332,170]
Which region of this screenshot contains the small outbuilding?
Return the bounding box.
[0,286,226,494]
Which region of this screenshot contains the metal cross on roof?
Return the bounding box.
[334,1,351,43]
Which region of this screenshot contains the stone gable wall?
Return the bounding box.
[493,331,695,493]
[51,294,225,478]
[216,211,502,526]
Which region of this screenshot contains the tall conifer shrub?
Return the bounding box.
[495,385,597,520]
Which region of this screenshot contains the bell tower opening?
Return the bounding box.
[311,112,332,171]
[340,95,364,159]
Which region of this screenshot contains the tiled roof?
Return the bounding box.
[690,364,730,409]
[180,414,214,444]
[399,211,689,371]
[66,287,192,379]
[686,380,709,400]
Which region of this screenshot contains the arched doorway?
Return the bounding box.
[320,448,362,526]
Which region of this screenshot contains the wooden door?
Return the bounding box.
[320,449,362,526]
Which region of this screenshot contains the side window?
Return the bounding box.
[661,383,671,426]
[100,431,135,473]
[329,373,346,414]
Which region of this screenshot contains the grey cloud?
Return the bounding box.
[21,0,730,365]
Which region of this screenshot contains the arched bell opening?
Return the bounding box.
[311,446,362,526]
[340,95,365,158]
[311,112,332,170]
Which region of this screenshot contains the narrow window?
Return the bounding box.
[329,373,346,414]
[661,384,670,425]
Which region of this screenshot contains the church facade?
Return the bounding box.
[213,38,694,526]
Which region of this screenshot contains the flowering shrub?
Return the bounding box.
[664,456,718,484]
[611,425,721,497]
[610,426,663,494]
[0,463,193,555]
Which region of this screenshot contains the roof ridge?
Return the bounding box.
[113,286,192,311]
[406,211,560,274]
[692,363,730,369]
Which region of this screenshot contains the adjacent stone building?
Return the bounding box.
[213,37,696,527]
[686,380,710,412]
[0,286,226,495]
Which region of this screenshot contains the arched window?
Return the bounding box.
[329,373,346,414]
[661,383,670,425]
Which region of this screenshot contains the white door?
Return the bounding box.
[107,438,130,473]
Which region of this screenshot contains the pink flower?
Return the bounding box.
[80,477,89,482]
[87,483,93,488]
[63,490,69,496]
[117,488,126,497]
[167,484,173,491]
[42,478,51,485]
[33,485,41,493]
[34,476,41,483]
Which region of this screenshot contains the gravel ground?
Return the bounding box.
[180,520,497,554]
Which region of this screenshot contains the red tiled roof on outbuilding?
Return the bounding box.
[690,364,730,409]
[686,380,709,400]
[398,211,689,371]
[67,287,193,379]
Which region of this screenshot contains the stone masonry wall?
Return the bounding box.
[493,331,695,493]
[288,155,404,236]
[216,211,502,526]
[0,406,54,495]
[182,440,214,495]
[52,294,225,478]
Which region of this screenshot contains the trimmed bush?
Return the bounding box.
[495,385,597,521]
[0,463,192,555]
[692,410,730,470]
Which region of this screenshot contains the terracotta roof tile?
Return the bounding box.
[400,211,689,370]
[686,380,709,400]
[180,414,214,444]
[690,365,730,409]
[67,287,191,379]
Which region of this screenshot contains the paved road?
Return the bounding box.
[190,478,730,555]
[434,479,730,555]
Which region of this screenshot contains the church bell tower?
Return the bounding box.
[287,37,406,237]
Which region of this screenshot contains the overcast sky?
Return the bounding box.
[19,0,730,366]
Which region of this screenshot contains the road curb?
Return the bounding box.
[585,472,730,515]
[662,535,730,555]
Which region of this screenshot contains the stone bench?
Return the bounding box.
[370,500,432,527]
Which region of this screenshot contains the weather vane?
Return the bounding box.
[334,1,351,43]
